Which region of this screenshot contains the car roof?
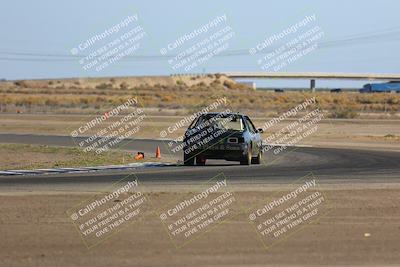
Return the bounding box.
[200,112,247,117]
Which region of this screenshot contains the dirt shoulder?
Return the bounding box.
[0,185,399,266]
[0,143,157,170]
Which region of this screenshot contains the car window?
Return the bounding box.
[188,116,199,129]
[215,116,244,131]
[244,117,257,133]
[247,117,258,133]
[195,114,244,131]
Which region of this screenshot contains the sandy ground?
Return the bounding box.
[0,184,399,267]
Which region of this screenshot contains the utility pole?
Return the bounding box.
[310,79,316,92]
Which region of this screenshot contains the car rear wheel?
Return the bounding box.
[196,156,206,166]
[252,150,262,164]
[184,154,195,166]
[240,149,252,165]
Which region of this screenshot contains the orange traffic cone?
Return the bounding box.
[134,152,144,160]
[155,146,161,159]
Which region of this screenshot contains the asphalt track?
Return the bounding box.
[0,134,399,191]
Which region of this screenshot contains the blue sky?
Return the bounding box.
[0,0,399,87]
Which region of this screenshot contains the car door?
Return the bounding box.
[243,116,257,155]
[245,116,262,155]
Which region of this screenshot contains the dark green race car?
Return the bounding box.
[183,112,264,166]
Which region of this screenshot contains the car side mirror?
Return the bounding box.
[257,128,264,133]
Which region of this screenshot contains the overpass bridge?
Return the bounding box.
[224,72,400,91]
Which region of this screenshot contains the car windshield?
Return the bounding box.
[195,114,244,131]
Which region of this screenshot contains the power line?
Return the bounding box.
[1,26,400,62]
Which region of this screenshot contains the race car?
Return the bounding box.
[183,112,264,166]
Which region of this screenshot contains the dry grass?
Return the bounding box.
[1,75,399,118]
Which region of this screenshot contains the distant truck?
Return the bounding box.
[360,82,400,93]
[330,88,342,93]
